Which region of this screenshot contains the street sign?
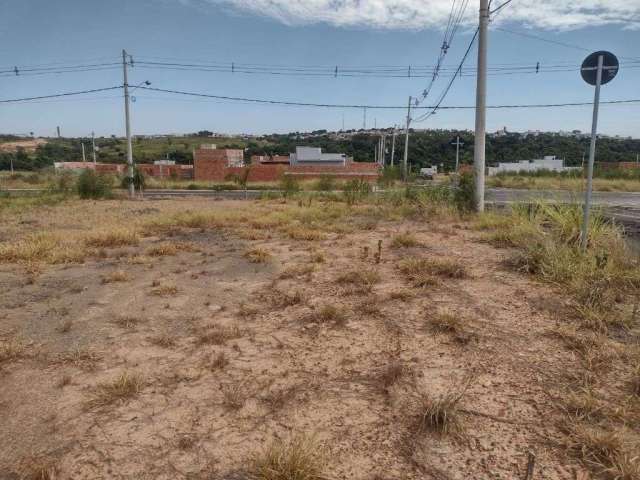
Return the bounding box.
[581,51,618,86]
[580,51,618,250]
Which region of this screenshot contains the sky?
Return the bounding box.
[0,0,639,138]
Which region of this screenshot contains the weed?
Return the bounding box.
[221,382,246,410]
[336,269,380,291]
[279,264,314,279]
[90,372,143,407]
[415,384,468,435]
[150,332,176,348]
[146,242,182,257]
[249,434,327,480]
[245,248,271,264]
[398,257,467,287]
[56,348,100,370]
[85,229,139,248]
[266,289,305,308]
[101,269,130,284]
[0,337,25,363]
[263,384,299,412]
[391,233,421,248]
[150,283,179,296]
[197,325,242,346]
[210,352,229,370]
[307,305,348,327]
[287,227,324,241]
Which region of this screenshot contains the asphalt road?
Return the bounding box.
[486,188,640,208]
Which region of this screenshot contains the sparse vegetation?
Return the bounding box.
[85,229,139,248]
[101,269,129,284]
[415,384,468,435]
[221,382,246,410]
[249,434,327,480]
[150,282,179,296]
[245,247,272,263]
[197,325,242,346]
[307,305,348,327]
[336,269,380,293]
[391,232,421,248]
[0,337,25,363]
[89,372,143,407]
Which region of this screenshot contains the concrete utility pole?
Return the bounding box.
[91,131,97,163]
[56,126,61,138]
[122,49,134,198]
[363,107,367,130]
[403,96,412,181]
[473,0,489,212]
[391,127,397,167]
[581,54,604,251]
[81,142,86,162]
[452,136,464,172]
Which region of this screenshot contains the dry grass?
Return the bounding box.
[0,232,84,264]
[17,456,59,480]
[0,337,25,363]
[266,289,305,308]
[262,384,299,412]
[101,269,130,284]
[197,325,243,346]
[245,248,272,264]
[112,315,140,329]
[565,423,640,480]
[307,305,348,327]
[287,227,325,241]
[55,348,100,370]
[400,257,468,279]
[632,364,640,397]
[379,359,409,391]
[388,290,415,301]
[84,228,139,248]
[210,351,229,371]
[391,232,421,248]
[89,372,143,407]
[249,434,327,480]
[150,332,176,348]
[145,242,186,257]
[415,384,468,436]
[150,282,179,296]
[336,268,380,293]
[426,311,474,344]
[279,264,314,279]
[221,382,247,410]
[309,251,326,264]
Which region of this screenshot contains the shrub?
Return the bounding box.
[453,172,475,212]
[280,175,300,199]
[343,179,372,205]
[77,169,112,199]
[314,175,335,192]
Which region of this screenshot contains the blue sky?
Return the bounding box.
[0,0,639,138]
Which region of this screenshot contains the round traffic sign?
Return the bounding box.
[581,51,619,86]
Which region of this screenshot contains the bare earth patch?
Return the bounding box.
[0,197,637,479]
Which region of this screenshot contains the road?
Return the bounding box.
[486,188,640,208]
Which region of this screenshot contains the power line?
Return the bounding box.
[0,86,122,104]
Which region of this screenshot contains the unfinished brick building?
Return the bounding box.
[194,147,380,183]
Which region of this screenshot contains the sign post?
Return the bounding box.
[580,51,618,250]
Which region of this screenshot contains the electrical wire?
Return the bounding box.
[0,86,122,104]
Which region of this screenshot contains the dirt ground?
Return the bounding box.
[0,139,47,153]
[0,198,600,479]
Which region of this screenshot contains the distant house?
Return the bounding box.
[487,156,580,176]
[289,147,348,167]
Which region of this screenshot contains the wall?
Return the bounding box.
[137,164,193,179]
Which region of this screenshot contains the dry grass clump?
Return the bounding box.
[562,388,605,422]
[388,290,415,301]
[197,325,243,346]
[428,312,474,345]
[249,434,327,480]
[210,351,229,371]
[379,359,409,391]
[221,382,247,410]
[89,372,143,407]
[287,227,325,241]
[84,228,139,248]
[0,232,84,264]
[391,232,421,248]
[415,385,468,435]
[245,248,272,264]
[16,456,59,480]
[565,424,640,480]
[279,264,314,279]
[150,281,179,296]
[336,268,380,293]
[101,269,130,284]
[309,250,326,264]
[307,305,348,327]
[150,332,176,348]
[145,241,196,257]
[56,347,100,370]
[0,337,25,363]
[267,289,305,308]
[112,315,140,329]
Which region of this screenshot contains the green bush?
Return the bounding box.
[343,179,372,205]
[453,172,475,213]
[280,175,300,199]
[314,175,335,192]
[50,171,75,193]
[77,169,112,199]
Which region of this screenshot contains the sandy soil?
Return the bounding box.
[0,199,591,479]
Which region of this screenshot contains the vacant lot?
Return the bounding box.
[1,195,638,479]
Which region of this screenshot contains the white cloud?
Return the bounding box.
[196,0,640,30]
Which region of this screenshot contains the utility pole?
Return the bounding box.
[473,0,489,212]
[91,131,97,163]
[403,96,412,182]
[391,127,397,167]
[81,142,86,162]
[363,107,367,130]
[122,49,134,198]
[452,136,464,172]
[581,54,604,251]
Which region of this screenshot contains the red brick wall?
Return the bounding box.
[597,162,640,171]
[137,164,194,179]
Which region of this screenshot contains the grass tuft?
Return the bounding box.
[197,325,242,346]
[307,305,348,327]
[101,269,130,284]
[0,337,25,363]
[85,229,139,248]
[249,434,327,480]
[90,372,143,407]
[245,248,272,264]
[415,384,468,435]
[391,232,421,248]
